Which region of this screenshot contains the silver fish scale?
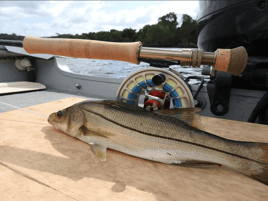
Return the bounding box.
[79,101,265,163]
[79,108,265,177]
[76,101,266,169]
[79,104,239,168]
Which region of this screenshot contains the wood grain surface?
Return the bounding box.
[0,97,267,201]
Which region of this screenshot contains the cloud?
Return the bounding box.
[0,1,199,37]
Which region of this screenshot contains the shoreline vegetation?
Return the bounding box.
[0,13,197,48]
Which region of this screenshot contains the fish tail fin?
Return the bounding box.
[233,142,268,185]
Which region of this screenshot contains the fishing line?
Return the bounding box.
[0,101,49,117]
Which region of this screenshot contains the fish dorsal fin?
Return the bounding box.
[90,144,107,161]
[156,107,201,115]
[155,108,205,131]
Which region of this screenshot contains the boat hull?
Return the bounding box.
[197,0,268,56]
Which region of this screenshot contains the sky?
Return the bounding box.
[0,1,199,37]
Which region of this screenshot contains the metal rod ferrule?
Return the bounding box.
[139,47,216,67]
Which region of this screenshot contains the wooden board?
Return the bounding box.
[0,81,46,95]
[0,97,268,201]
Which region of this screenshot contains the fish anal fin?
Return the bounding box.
[90,144,107,161]
[156,108,205,131]
[175,160,220,167]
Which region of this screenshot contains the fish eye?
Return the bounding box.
[57,110,63,118]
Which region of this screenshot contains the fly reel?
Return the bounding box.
[116,68,195,110]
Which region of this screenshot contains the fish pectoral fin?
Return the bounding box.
[175,160,220,167]
[154,108,205,131]
[90,144,107,161]
[80,125,112,139]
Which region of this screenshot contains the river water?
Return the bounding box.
[64,48,210,85]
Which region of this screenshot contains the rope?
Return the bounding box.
[0,101,49,117]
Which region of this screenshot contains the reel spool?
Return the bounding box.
[116,68,195,111]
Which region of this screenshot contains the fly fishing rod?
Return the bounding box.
[0,36,248,76]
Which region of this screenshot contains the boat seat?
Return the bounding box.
[0,81,46,95]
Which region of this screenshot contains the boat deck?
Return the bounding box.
[0,89,268,200]
[0,89,101,114]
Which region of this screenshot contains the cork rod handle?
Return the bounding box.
[23,36,142,64]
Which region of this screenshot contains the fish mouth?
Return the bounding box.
[47,114,53,122]
[47,114,60,130]
[47,113,57,124]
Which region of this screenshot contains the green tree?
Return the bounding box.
[146,24,170,47]
[137,24,152,46]
[23,12,197,47]
[177,14,197,47]
[95,31,110,41]
[121,28,136,42]
[109,29,123,42]
[81,33,89,39]
[88,32,95,40]
[0,33,24,40]
[158,12,178,46]
[158,12,178,30]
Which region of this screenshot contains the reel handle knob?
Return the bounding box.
[152,74,166,86]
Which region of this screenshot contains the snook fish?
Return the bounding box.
[48,100,268,185]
